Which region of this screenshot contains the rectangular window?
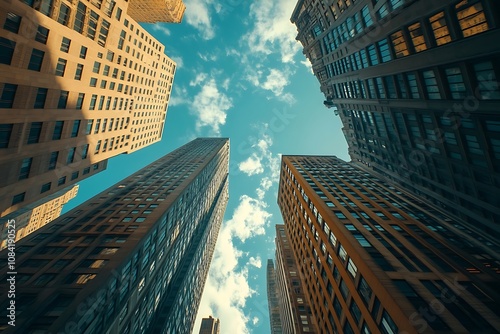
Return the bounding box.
[19,157,32,180]
[95,140,101,153]
[41,182,51,193]
[376,77,386,99]
[55,58,66,76]
[445,67,466,99]
[396,74,409,98]
[465,134,483,155]
[0,124,13,148]
[67,147,76,164]
[473,62,500,100]
[83,167,90,175]
[28,49,45,71]
[87,11,98,39]
[93,61,101,74]
[456,1,489,38]
[391,30,409,58]
[12,192,25,205]
[3,13,22,33]
[98,20,110,46]
[48,151,58,170]
[71,171,79,180]
[33,88,47,109]
[74,2,86,33]
[408,22,427,52]
[35,26,49,44]
[384,76,397,98]
[58,176,66,186]
[347,258,358,278]
[39,0,54,16]
[60,37,71,52]
[378,39,391,63]
[361,5,373,27]
[74,63,83,80]
[79,46,87,59]
[89,94,97,110]
[90,77,97,87]
[27,122,42,144]
[75,93,84,110]
[0,37,16,65]
[81,144,89,159]
[367,44,379,65]
[57,3,70,25]
[85,120,93,135]
[422,70,441,99]
[52,121,63,140]
[57,90,69,109]
[429,12,451,46]
[358,276,372,305]
[71,120,80,137]
[406,73,420,98]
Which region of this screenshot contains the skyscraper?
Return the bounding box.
[0,184,78,250]
[273,225,317,333]
[266,259,283,334]
[0,0,182,217]
[291,0,500,235]
[198,315,221,334]
[277,155,500,333]
[0,138,229,334]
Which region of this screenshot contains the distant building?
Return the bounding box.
[128,0,186,23]
[266,259,283,334]
[0,138,230,334]
[199,315,221,334]
[0,0,181,217]
[291,0,500,236]
[274,225,317,333]
[277,155,500,333]
[0,184,78,249]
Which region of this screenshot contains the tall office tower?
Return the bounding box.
[266,259,284,334]
[277,155,500,334]
[0,0,182,217]
[291,0,500,236]
[198,316,221,334]
[0,184,78,249]
[128,0,186,23]
[0,138,229,334]
[274,224,317,333]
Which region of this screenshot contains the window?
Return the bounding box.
[57,3,70,25]
[347,258,358,278]
[55,58,67,76]
[33,87,47,109]
[98,19,110,46]
[473,62,500,100]
[52,121,63,140]
[408,22,427,52]
[79,46,87,59]
[27,122,42,144]
[361,5,373,27]
[19,157,32,180]
[465,134,483,155]
[76,93,85,109]
[85,120,93,135]
[380,310,398,334]
[41,182,51,193]
[83,167,90,175]
[74,63,83,80]
[0,124,13,148]
[57,90,69,109]
[58,176,66,186]
[391,31,409,58]
[367,44,379,65]
[95,140,101,153]
[90,77,97,87]
[71,120,80,137]
[71,171,79,180]
[89,94,97,110]
[429,12,451,46]
[422,70,441,99]
[35,26,49,44]
[60,37,71,52]
[358,276,372,305]
[339,279,349,300]
[350,300,362,324]
[406,73,420,98]
[93,61,101,73]
[445,67,466,99]
[456,1,489,38]
[338,244,347,262]
[67,147,76,164]
[378,39,391,63]
[12,192,25,205]
[74,2,86,33]
[87,11,98,39]
[0,37,16,65]
[3,13,21,33]
[48,151,58,170]
[81,144,89,159]
[28,49,44,71]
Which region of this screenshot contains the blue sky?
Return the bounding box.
[65,0,349,332]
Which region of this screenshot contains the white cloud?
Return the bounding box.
[248,256,262,268]
[194,194,273,333]
[184,0,216,39]
[188,74,233,135]
[301,59,313,73]
[198,52,218,62]
[151,23,170,36]
[245,0,301,63]
[239,155,263,176]
[246,67,296,104]
[252,317,260,325]
[170,55,184,68]
[168,86,188,107]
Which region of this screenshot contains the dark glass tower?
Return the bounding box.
[277,155,500,334]
[266,259,284,334]
[0,138,229,334]
[291,0,500,236]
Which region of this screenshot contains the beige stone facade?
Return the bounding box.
[128,0,186,23]
[0,184,78,249]
[0,0,178,217]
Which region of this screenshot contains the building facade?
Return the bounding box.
[128,0,186,23]
[198,316,221,334]
[274,224,318,333]
[291,0,500,236]
[0,138,229,334]
[277,155,500,334]
[0,184,78,249]
[266,259,283,334]
[0,0,181,217]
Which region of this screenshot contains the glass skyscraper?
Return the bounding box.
[0,138,229,334]
[277,155,500,333]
